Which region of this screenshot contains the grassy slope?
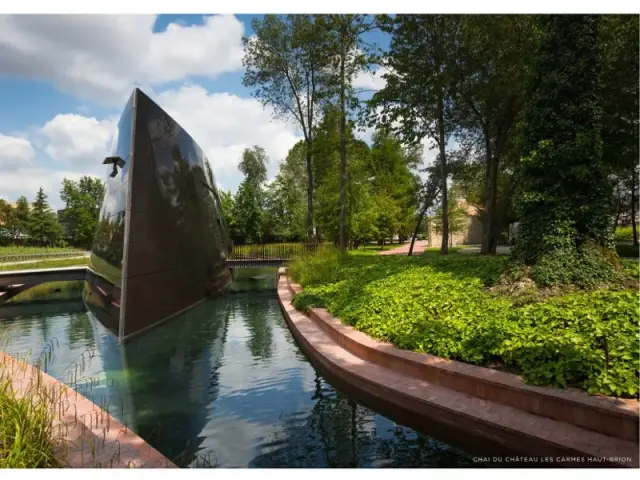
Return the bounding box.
[0,257,89,272]
[0,246,83,255]
[289,250,639,398]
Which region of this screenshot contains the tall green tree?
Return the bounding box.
[263,141,308,241]
[60,176,105,249]
[454,15,533,254]
[371,15,462,255]
[512,15,614,283]
[312,105,373,245]
[14,196,30,240]
[599,15,639,245]
[320,14,378,251]
[368,130,420,242]
[27,188,63,246]
[0,200,15,240]
[243,15,329,241]
[233,146,268,244]
[219,190,238,243]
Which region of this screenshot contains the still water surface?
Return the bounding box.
[0,270,487,468]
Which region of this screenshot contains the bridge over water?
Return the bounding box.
[0,243,328,305]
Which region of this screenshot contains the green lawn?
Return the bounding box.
[289,251,639,398]
[0,246,83,256]
[0,257,89,272]
[347,242,404,256]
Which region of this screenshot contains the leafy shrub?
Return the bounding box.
[615,226,635,243]
[530,244,621,288]
[290,251,639,398]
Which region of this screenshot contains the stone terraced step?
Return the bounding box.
[277,274,639,468]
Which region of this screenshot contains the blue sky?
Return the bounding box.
[0,14,393,209]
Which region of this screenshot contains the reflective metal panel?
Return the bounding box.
[85,88,231,340]
[85,91,135,335]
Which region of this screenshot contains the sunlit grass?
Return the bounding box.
[0,371,58,468]
[0,246,83,256]
[0,258,89,272]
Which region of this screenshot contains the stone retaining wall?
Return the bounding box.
[277,269,639,467]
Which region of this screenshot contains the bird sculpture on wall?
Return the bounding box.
[103,156,126,178]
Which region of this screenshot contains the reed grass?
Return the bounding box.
[0,370,58,468]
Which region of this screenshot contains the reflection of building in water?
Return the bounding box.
[84,87,231,341]
[89,297,231,466]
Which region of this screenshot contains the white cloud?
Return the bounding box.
[41,114,116,166]
[154,84,303,193]
[0,134,35,169]
[0,166,97,210]
[0,128,105,209]
[353,67,388,91]
[0,14,245,105]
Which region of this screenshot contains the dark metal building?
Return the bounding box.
[84,88,231,341]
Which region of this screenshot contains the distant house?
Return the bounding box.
[426,199,484,248]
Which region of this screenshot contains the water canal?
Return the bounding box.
[0,269,500,468]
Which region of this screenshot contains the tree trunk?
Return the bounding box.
[338,54,348,253]
[632,167,638,246]
[408,204,428,256]
[305,144,315,242]
[612,181,622,231]
[481,141,498,255]
[437,91,449,255]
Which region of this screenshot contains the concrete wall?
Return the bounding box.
[427,200,484,248]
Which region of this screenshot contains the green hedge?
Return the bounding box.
[290,254,639,398]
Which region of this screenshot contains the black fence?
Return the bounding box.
[229,243,331,261]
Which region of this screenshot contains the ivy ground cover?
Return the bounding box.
[289,251,639,398]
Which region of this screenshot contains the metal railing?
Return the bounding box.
[229,243,330,261]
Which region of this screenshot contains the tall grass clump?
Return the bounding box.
[288,247,345,286]
[0,373,58,467]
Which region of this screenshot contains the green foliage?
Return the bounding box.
[26,188,64,247]
[0,374,57,467]
[621,258,639,279]
[529,244,622,288]
[615,226,635,243]
[500,290,639,397]
[288,247,344,286]
[0,197,31,242]
[219,190,238,241]
[233,147,269,244]
[512,16,615,278]
[242,14,329,239]
[60,176,105,249]
[262,141,308,242]
[290,252,639,397]
[433,205,468,242]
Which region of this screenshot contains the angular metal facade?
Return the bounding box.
[84,88,231,341]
